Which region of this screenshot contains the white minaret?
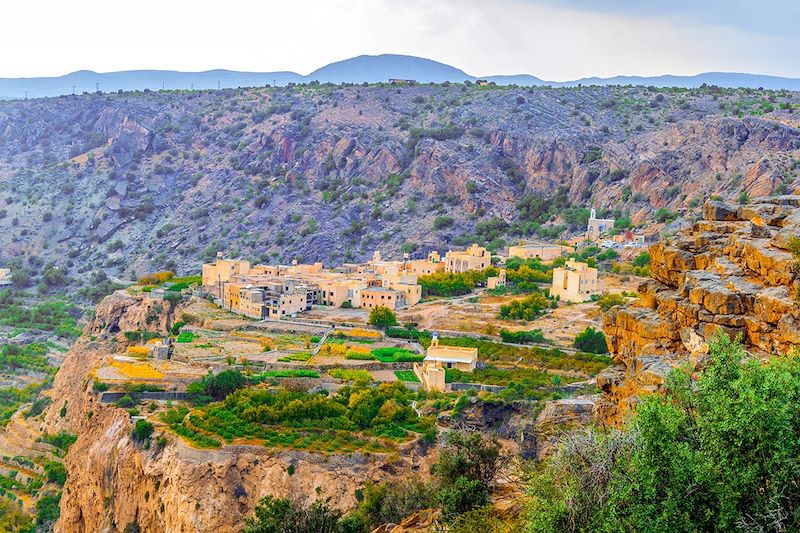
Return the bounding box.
[590,208,597,221]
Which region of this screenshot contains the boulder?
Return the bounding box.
[703,200,739,221]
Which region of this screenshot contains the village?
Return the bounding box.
[85,210,646,401]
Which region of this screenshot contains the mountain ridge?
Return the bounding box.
[2,54,800,99]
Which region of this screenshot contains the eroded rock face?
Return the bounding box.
[50,292,434,533]
[57,408,432,533]
[599,196,800,425]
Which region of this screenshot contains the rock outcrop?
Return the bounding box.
[599,195,800,424]
[48,291,433,533]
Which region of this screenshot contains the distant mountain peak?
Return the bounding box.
[306,53,472,83]
[1,55,800,100]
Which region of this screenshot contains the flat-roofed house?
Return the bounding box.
[202,256,251,297]
[360,286,408,310]
[445,244,491,273]
[0,269,11,286]
[414,332,479,391]
[508,243,571,261]
[551,259,599,303]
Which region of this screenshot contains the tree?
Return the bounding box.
[434,431,503,523]
[526,334,800,532]
[244,496,342,533]
[368,306,397,329]
[574,327,608,354]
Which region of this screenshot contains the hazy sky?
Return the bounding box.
[3,0,798,79]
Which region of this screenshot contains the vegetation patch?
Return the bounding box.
[394,370,420,383]
[328,368,373,382]
[370,347,424,363]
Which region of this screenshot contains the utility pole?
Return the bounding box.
[217,80,221,90]
[96,82,100,93]
[162,81,165,91]
[273,78,276,87]
[24,91,28,100]
[72,85,76,95]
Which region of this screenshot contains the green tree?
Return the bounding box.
[368,306,397,329]
[526,334,800,532]
[573,327,608,354]
[244,496,342,533]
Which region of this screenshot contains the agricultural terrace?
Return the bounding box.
[159,380,435,452]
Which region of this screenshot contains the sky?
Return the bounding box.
[2,0,798,80]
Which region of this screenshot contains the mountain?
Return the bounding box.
[1,83,799,292]
[0,69,305,100]
[563,72,800,90]
[2,55,800,100]
[306,54,471,84]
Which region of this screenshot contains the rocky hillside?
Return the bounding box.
[598,195,800,424]
[1,84,800,294]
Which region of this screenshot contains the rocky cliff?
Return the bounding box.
[598,195,800,423]
[1,85,799,293]
[39,292,432,532]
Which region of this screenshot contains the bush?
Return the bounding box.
[498,293,551,320]
[133,419,154,442]
[137,271,174,285]
[574,327,608,354]
[44,461,66,485]
[187,369,247,404]
[499,329,546,344]
[596,292,626,311]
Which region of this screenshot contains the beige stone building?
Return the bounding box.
[414,333,479,392]
[586,209,615,241]
[406,251,445,275]
[0,268,11,286]
[445,244,491,273]
[202,256,251,297]
[508,243,571,262]
[551,259,599,303]
[361,286,408,311]
[487,269,506,289]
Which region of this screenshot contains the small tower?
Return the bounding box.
[430,331,439,348]
[372,250,382,263]
[590,208,597,221]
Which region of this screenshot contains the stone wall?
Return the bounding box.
[598,195,800,424]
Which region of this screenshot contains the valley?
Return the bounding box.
[0,80,798,532]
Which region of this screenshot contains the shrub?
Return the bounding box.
[137,271,174,285]
[498,293,551,320]
[596,292,626,311]
[175,331,196,343]
[574,327,608,354]
[525,334,800,532]
[433,216,455,230]
[133,419,154,442]
[499,329,546,344]
[654,207,679,223]
[44,461,66,485]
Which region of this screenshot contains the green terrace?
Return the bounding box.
[162,381,435,452]
[387,328,612,376]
